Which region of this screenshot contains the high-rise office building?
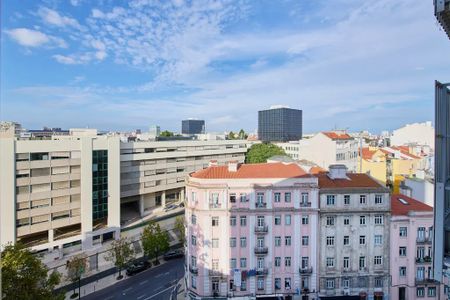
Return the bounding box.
[182,119,205,135]
[258,106,302,142]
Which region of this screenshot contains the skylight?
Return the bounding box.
[399,198,409,205]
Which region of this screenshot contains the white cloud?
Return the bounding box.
[5,28,58,48]
[37,7,81,29]
[70,0,81,6]
[53,54,91,64]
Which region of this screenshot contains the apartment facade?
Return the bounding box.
[390,194,443,300]
[0,136,121,252]
[278,131,358,172]
[317,165,390,299]
[185,162,319,299]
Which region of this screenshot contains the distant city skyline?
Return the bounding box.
[2,0,450,133]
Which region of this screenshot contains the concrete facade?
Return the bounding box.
[390,122,434,148]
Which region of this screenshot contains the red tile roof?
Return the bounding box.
[391,194,433,215]
[317,173,384,189]
[309,166,327,175]
[322,131,352,140]
[190,162,308,179]
[361,148,377,160]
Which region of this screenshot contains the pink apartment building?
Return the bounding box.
[184,161,319,299]
[390,194,444,300]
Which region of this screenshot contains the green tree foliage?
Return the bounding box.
[66,254,87,298]
[1,243,63,300]
[238,129,248,139]
[142,222,170,263]
[245,143,286,164]
[174,216,185,245]
[160,130,174,137]
[227,131,235,140]
[105,237,135,280]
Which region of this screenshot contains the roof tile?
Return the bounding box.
[391,194,433,215]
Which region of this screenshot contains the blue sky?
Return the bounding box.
[2,0,450,134]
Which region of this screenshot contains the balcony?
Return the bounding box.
[254,246,269,255]
[209,202,221,209]
[416,256,432,264]
[255,202,267,209]
[300,202,312,207]
[256,268,268,275]
[358,267,368,273]
[415,277,438,285]
[299,267,313,274]
[254,225,269,234]
[416,236,432,244]
[189,265,198,275]
[208,269,222,276]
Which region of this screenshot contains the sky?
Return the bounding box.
[1,0,450,134]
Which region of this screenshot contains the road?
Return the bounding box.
[82,257,184,300]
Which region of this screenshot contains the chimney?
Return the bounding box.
[209,160,218,167]
[228,160,240,172]
[328,164,348,180]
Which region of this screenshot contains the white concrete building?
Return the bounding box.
[400,175,434,207]
[390,122,434,148]
[317,165,391,299]
[278,131,358,172]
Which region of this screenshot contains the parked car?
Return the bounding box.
[126,260,150,276]
[163,249,184,260]
[164,204,178,212]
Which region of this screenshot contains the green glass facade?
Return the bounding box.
[92,150,108,221]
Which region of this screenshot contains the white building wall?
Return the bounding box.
[391,121,434,147]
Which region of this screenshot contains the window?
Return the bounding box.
[230,216,236,226]
[428,287,436,297]
[230,238,236,247]
[326,195,335,205]
[375,215,384,225]
[417,247,425,259]
[240,237,247,248]
[375,277,383,288]
[302,257,309,268]
[359,257,366,269]
[342,278,350,288]
[343,236,350,245]
[343,257,349,269]
[285,236,292,246]
[375,194,383,204]
[326,216,335,226]
[285,257,291,267]
[399,227,407,237]
[399,266,407,276]
[375,235,383,245]
[240,258,247,268]
[212,217,219,226]
[240,216,247,226]
[257,216,265,227]
[212,239,219,248]
[241,279,247,291]
[257,237,265,248]
[344,195,350,205]
[284,192,291,203]
[326,279,335,289]
[274,215,281,225]
[360,216,366,225]
[257,192,265,203]
[326,257,334,267]
[230,258,237,269]
[359,235,366,245]
[212,259,219,270]
[326,236,335,246]
[399,247,407,256]
[275,278,281,289]
[417,287,425,298]
[285,278,291,290]
[240,193,247,202]
[191,214,197,225]
[302,236,309,246]
[344,217,350,225]
[360,195,366,204]
[301,193,309,204]
[301,277,309,289]
[274,192,281,202]
[230,193,236,203]
[212,280,219,292]
[257,276,264,290]
[275,257,281,267]
[191,275,197,289]
[191,235,197,246]
[285,215,291,225]
[302,216,309,224]
[211,193,219,206]
[374,256,382,265]
[275,236,281,247]
[191,256,197,267]
[418,227,426,239]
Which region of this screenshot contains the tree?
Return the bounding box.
[160,130,174,137]
[238,129,248,140]
[142,222,170,264]
[1,243,63,300]
[174,216,185,245]
[245,143,286,164]
[66,254,87,299]
[227,131,235,140]
[105,237,135,280]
